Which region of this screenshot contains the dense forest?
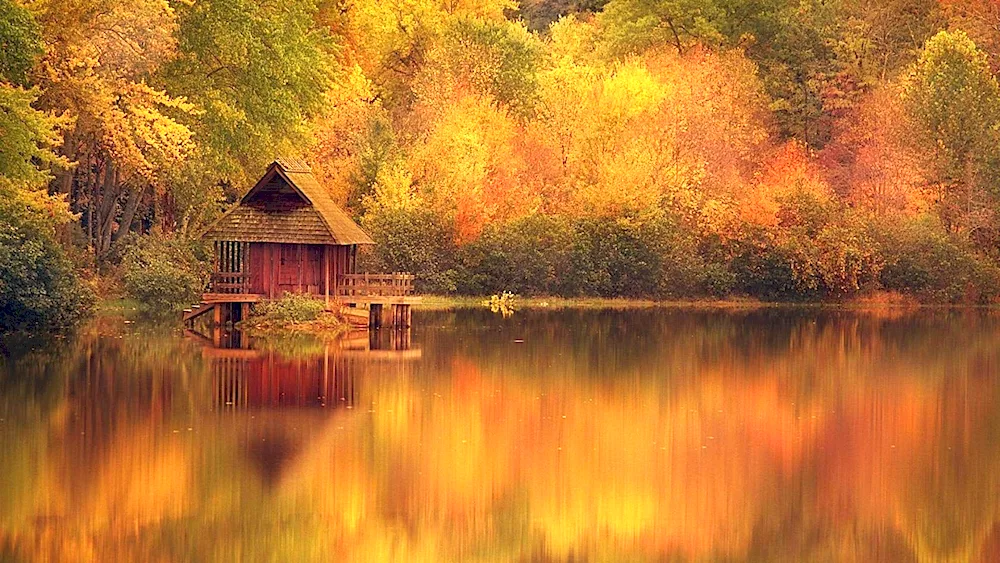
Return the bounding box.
[5,0,1000,328]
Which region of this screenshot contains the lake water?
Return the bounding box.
[2,308,1000,562]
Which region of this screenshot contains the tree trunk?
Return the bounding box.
[96,162,120,256]
[112,183,145,243]
[54,131,77,196]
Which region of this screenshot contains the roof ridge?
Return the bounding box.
[273,156,312,173]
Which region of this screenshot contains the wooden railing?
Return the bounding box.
[210,272,251,294]
[211,241,250,294]
[337,273,415,298]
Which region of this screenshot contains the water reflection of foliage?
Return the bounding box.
[3,310,1000,561]
[245,332,331,360]
[0,319,209,561]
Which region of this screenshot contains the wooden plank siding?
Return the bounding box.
[243,242,355,298]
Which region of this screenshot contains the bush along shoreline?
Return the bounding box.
[94,214,1000,326]
[359,210,1000,306]
[0,179,95,334]
[237,294,350,336]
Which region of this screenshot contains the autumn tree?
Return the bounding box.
[330,0,517,110]
[409,94,541,242]
[821,87,929,217]
[939,0,1000,67]
[29,0,195,256]
[516,0,608,31]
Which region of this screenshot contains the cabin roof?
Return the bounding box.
[202,158,374,245]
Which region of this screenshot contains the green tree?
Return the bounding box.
[162,0,338,182]
[0,85,64,184]
[0,0,41,86]
[902,30,1000,236]
[597,0,845,146]
[432,17,542,118]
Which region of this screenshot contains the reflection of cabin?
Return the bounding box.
[194,330,421,410]
[182,158,418,329]
[212,349,357,410]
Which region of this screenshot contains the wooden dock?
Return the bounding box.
[183,273,420,329]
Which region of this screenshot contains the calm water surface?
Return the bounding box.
[2,308,1000,562]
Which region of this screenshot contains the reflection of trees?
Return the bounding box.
[404,309,1000,561]
[3,310,1000,561]
[0,323,203,561]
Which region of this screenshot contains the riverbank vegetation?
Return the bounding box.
[6,0,1000,329]
[239,294,349,335]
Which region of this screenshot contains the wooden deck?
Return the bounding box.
[201,293,264,303]
[184,273,419,329]
[199,273,418,304]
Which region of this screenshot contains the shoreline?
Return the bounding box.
[413,293,998,312]
[79,293,1000,336]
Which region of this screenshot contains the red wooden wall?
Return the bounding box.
[247,243,355,298]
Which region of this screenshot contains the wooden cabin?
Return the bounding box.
[183,158,417,328]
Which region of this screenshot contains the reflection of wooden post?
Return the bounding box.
[323,344,329,405]
[324,245,330,305]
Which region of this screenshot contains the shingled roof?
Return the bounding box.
[202,158,374,245]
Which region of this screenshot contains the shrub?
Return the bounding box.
[728,226,804,300]
[564,215,712,298]
[360,205,459,293]
[729,195,883,301]
[458,214,575,295]
[121,234,210,312]
[811,221,882,295]
[377,211,727,299]
[0,179,94,331]
[245,293,326,325]
[566,217,658,297]
[0,224,94,330]
[876,217,1000,303]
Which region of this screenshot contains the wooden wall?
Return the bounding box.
[247,243,355,298]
